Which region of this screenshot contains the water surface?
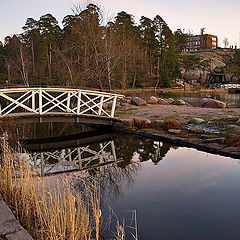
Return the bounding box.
[20,125,240,240]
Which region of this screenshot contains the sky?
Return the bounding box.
[1,0,240,47]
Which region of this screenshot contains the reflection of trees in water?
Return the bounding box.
[115,136,173,166]
[73,136,174,200]
[72,160,141,202]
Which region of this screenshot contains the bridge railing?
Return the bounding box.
[28,140,118,176]
[0,88,124,118]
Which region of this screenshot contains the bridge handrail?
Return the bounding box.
[0,87,124,98]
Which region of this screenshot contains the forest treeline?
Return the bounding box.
[0,4,186,90]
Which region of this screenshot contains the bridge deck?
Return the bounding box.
[3,112,122,126]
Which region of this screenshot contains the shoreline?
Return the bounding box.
[113,87,228,95]
[114,126,240,160]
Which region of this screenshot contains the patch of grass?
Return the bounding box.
[114,109,126,117]
[228,64,240,75]
[142,128,164,134]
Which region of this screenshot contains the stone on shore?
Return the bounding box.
[201,98,226,109]
[147,96,158,104]
[131,97,147,106]
[158,98,169,105]
[227,125,240,133]
[166,98,174,104]
[189,118,205,124]
[173,99,186,105]
[236,119,240,126]
[168,129,181,134]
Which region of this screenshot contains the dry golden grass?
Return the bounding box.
[161,118,181,130]
[226,135,240,147]
[0,138,125,240]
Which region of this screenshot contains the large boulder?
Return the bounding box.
[201,98,226,109]
[131,97,147,106]
[147,96,158,104]
[158,98,169,105]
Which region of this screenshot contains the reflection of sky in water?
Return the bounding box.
[105,147,240,240]
[24,131,240,239]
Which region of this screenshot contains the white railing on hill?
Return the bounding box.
[0,88,124,118]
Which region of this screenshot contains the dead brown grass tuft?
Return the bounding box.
[226,135,240,147]
[161,118,181,130]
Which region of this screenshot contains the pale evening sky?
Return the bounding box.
[0,0,240,47]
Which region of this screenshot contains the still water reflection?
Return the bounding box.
[23,130,240,240]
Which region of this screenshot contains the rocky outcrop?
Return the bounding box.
[180,49,237,84]
[201,98,226,109]
[182,67,209,84]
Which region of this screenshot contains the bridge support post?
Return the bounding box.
[111,96,117,118]
[77,91,81,115]
[66,92,71,112]
[39,89,42,115]
[32,91,35,111]
[98,96,104,116]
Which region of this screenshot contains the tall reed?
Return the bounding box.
[0,138,102,240]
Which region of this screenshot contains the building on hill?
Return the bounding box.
[186,34,218,51]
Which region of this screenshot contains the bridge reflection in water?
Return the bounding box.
[10,121,174,178]
[27,140,119,176]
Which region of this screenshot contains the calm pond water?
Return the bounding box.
[166,92,240,108]
[21,126,240,240]
[127,91,240,108]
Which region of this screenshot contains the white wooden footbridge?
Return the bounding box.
[0,88,124,125]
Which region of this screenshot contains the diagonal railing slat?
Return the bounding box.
[0,88,124,118]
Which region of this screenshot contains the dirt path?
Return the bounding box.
[120,105,240,122]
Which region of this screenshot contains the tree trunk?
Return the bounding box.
[122,56,127,89]
[6,63,11,83]
[155,56,160,89]
[31,38,35,73]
